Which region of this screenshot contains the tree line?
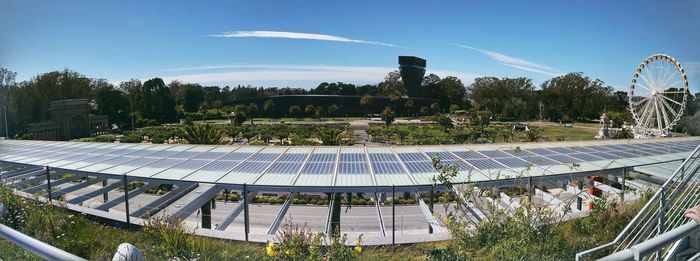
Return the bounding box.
[0,66,697,137]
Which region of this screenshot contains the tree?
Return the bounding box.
[540,73,613,122]
[233,105,248,125]
[199,102,209,122]
[380,106,395,126]
[93,84,130,128]
[0,68,16,136]
[404,99,414,117]
[314,107,325,120]
[469,77,537,121]
[360,95,373,118]
[264,99,275,118]
[181,84,205,113]
[304,105,315,117]
[420,106,429,116]
[435,115,453,130]
[316,127,351,145]
[182,124,223,144]
[289,105,301,119]
[437,76,466,108]
[449,104,461,114]
[430,102,441,114]
[136,78,177,124]
[328,104,339,120]
[248,103,259,124]
[379,71,405,111]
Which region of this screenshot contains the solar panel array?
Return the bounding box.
[1,138,699,187]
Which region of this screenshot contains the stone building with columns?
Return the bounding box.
[27,99,109,141]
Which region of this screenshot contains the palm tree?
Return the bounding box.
[263,99,275,118]
[248,103,258,124]
[328,104,338,120]
[182,124,223,144]
[317,127,351,145]
[360,95,373,118]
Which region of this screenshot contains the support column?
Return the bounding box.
[577,180,584,211]
[392,185,395,245]
[45,166,52,203]
[243,184,249,241]
[201,200,212,229]
[102,180,109,202]
[620,169,627,202]
[527,176,533,203]
[428,186,434,234]
[211,198,216,210]
[330,192,341,235]
[123,175,130,229]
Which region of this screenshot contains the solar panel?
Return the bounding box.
[494,157,529,168]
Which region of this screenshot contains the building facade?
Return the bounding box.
[27,99,109,141]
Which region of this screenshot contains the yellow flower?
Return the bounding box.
[354,246,363,254]
[266,242,277,257]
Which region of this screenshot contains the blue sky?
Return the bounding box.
[2,1,699,92]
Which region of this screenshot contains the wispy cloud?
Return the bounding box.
[452,44,560,76]
[684,62,700,75]
[209,30,395,47]
[159,64,480,88]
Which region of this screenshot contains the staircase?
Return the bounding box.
[577,144,700,261]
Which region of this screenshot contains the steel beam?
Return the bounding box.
[167,184,222,223]
[95,182,160,211]
[0,167,43,180]
[66,180,124,205]
[23,174,85,194]
[50,176,108,199]
[10,170,60,188]
[215,191,256,231]
[374,192,387,237]
[415,192,446,234]
[131,183,198,218]
[267,193,295,236]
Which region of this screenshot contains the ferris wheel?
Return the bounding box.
[629,54,689,137]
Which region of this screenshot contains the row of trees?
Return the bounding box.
[1,66,698,136]
[469,73,631,122]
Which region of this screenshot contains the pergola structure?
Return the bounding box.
[1,137,699,244]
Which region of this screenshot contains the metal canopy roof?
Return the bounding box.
[1,137,699,188]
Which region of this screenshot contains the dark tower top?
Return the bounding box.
[398,56,426,98]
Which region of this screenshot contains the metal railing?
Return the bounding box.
[576,144,700,260]
[599,221,700,261]
[0,222,87,261]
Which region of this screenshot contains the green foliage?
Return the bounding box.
[676,112,700,135]
[182,124,223,144]
[77,134,117,143]
[614,127,634,139]
[315,126,352,145]
[380,106,395,126]
[288,105,301,118]
[525,127,541,142]
[434,115,454,130]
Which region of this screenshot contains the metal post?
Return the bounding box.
[620,169,626,203]
[102,180,109,202]
[527,176,533,203]
[243,183,249,241]
[201,200,212,229]
[211,198,216,209]
[123,175,130,229]
[45,166,52,203]
[3,105,8,138]
[656,189,666,260]
[392,185,395,245]
[429,186,434,234]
